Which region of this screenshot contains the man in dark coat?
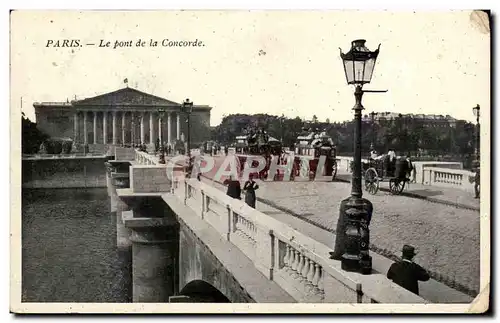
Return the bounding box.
[387,245,430,295]
[225,176,241,200]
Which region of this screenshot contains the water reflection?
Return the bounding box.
[22,188,130,302]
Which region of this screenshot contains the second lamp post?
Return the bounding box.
[182,98,194,170]
[472,104,480,161]
[330,39,382,275]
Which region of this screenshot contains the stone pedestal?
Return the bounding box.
[125,217,179,303]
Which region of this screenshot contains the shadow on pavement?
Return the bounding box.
[405,189,444,197]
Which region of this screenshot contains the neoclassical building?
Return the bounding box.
[34,87,212,152]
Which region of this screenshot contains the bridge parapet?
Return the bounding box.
[423,167,475,192]
[173,177,427,304]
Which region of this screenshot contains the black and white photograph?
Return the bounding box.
[10,9,490,313]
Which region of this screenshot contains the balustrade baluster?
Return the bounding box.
[291,250,299,272]
[301,257,310,278]
[317,267,324,292]
[296,254,304,279]
[304,259,316,294]
[311,263,320,290]
[283,245,290,270]
[306,259,315,282]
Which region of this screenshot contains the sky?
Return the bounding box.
[10,10,490,126]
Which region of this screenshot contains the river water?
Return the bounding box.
[22,188,131,302]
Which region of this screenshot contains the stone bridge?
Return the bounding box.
[105,147,482,304]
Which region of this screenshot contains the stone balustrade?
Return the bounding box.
[422,167,475,192]
[173,177,426,304]
[135,150,160,165]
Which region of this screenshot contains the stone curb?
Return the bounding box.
[334,177,480,212]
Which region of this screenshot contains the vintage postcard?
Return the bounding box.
[10,9,490,314]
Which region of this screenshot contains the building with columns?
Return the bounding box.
[34,87,212,152]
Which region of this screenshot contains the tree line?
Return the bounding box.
[22,113,49,154]
[211,113,479,161]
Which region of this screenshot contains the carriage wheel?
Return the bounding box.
[331,161,338,181]
[389,178,406,195]
[364,168,379,195]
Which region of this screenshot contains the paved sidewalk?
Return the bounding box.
[200,175,474,304]
[335,172,479,211]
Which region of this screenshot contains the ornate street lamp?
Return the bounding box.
[370,111,376,151]
[158,108,166,164]
[279,114,285,143]
[473,104,480,161]
[182,98,194,172]
[330,39,385,274]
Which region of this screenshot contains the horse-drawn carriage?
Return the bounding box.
[292,130,339,180]
[234,128,283,180]
[362,156,413,195]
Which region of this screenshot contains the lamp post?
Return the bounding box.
[183,98,194,171]
[158,108,166,164]
[330,39,384,274]
[473,104,480,161]
[280,114,285,143]
[370,111,376,151]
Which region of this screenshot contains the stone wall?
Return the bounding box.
[22,156,111,188]
[115,147,136,160]
[129,165,171,193]
[178,220,254,303]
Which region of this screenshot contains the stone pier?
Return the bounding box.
[123,210,179,302]
[106,160,134,302]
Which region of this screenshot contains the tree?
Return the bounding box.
[312,115,319,124]
[22,114,49,154]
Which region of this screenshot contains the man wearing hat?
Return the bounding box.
[387,245,430,295]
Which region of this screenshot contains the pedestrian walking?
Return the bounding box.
[243,174,259,208]
[474,163,480,199]
[387,245,430,295]
[225,176,241,200]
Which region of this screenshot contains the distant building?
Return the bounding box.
[34,87,212,152]
[362,112,457,128]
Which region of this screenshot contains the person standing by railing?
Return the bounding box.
[243,174,259,208]
[225,176,241,200]
[387,245,429,296]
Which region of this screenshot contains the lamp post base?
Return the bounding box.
[330,195,373,275]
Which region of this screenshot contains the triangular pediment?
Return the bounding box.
[72,87,180,107]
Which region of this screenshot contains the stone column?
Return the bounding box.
[129,224,178,302]
[149,112,155,145]
[158,114,163,144]
[122,112,126,145]
[83,111,88,145]
[93,111,98,144]
[176,113,180,140]
[103,111,108,144]
[112,111,117,145]
[140,112,145,145]
[167,112,172,145]
[73,111,79,143]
